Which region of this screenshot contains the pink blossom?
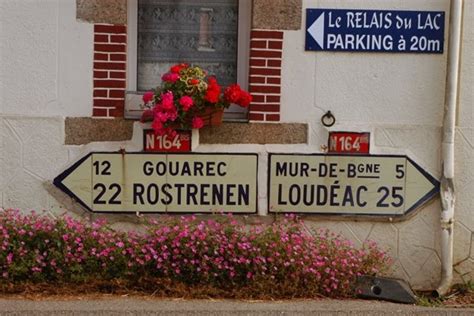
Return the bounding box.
[192,116,204,129]
[152,118,164,134]
[167,108,178,121]
[6,253,13,264]
[160,91,175,111]
[142,91,154,103]
[155,111,170,123]
[0,208,390,298]
[179,96,194,111]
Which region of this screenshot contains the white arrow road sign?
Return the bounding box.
[54,152,258,214]
[307,12,325,49]
[268,154,439,216]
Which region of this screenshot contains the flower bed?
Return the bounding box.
[0,209,391,298]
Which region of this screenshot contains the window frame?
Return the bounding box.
[125,0,251,120]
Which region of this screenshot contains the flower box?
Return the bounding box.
[140,64,251,135]
[200,107,224,127]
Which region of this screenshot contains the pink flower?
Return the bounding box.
[155,111,170,123]
[160,92,175,111]
[142,91,154,103]
[167,109,178,121]
[6,253,13,264]
[152,118,163,133]
[162,72,180,83]
[179,96,194,111]
[192,116,204,129]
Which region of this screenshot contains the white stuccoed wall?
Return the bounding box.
[0,0,92,210]
[0,0,93,117]
[0,0,472,289]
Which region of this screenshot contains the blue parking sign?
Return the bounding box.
[305,9,445,53]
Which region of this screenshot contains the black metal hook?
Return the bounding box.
[321,111,336,127]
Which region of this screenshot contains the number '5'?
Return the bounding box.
[396,164,405,179]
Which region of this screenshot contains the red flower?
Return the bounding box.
[208,77,218,86]
[192,116,204,129]
[170,63,188,74]
[205,90,219,103]
[188,78,200,85]
[224,84,242,103]
[205,77,221,104]
[238,91,252,107]
[162,72,180,83]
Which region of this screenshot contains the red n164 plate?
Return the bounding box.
[143,129,192,152]
[328,132,370,154]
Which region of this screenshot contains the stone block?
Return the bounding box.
[453,222,473,264]
[471,234,474,259]
[199,122,307,144]
[304,220,361,247]
[252,0,302,30]
[76,0,126,24]
[454,258,474,284]
[367,223,398,261]
[388,259,410,281]
[454,129,474,231]
[65,117,134,145]
[416,204,442,254]
[398,216,437,278]
[346,222,375,244]
[409,252,441,290]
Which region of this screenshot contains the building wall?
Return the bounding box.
[0,0,472,289]
[453,0,474,283]
[0,0,93,117]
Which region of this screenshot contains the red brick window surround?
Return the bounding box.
[91,24,282,122]
[93,24,127,118]
[248,30,283,122]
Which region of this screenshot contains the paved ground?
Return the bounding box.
[0,298,473,315]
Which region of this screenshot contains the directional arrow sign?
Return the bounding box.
[305,9,445,53]
[54,152,258,214]
[307,11,325,50]
[268,154,439,216]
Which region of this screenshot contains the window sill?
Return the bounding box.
[64,117,307,145]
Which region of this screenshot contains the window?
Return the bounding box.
[126,0,251,120]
